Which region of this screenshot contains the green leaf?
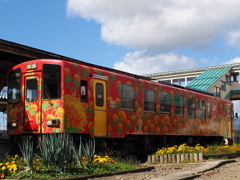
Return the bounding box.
[83,70,88,77]
[65,76,72,83]
[53,103,59,108]
[42,103,49,111]
[29,110,36,116]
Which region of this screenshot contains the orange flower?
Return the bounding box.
[117,122,123,129]
[0,173,5,179]
[118,111,126,121]
[127,81,132,85]
[112,114,118,122]
[156,127,160,134]
[55,107,64,118]
[126,120,131,126]
[30,104,38,111]
[137,107,143,117]
[150,123,155,130]
[131,115,137,122]
[144,125,148,132]
[74,74,80,81]
[65,67,71,76]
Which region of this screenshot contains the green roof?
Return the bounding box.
[186,67,231,90]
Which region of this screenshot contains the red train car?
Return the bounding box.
[7,59,234,151]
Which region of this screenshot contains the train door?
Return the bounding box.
[227,105,233,138]
[23,73,41,132]
[93,79,107,137]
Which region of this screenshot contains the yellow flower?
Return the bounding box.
[2,166,6,170]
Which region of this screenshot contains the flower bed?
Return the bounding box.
[0,134,141,179]
[148,144,240,164]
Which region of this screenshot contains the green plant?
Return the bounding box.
[18,137,34,171]
[38,133,76,171]
[82,137,95,162]
[37,134,61,169]
[72,136,85,169]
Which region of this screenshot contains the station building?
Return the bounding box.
[145,64,240,100]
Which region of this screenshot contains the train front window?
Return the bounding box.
[26,79,38,102]
[43,64,61,100]
[8,68,21,104]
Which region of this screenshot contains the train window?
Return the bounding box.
[198,99,206,118]
[160,92,171,114]
[43,64,61,100]
[207,101,211,118]
[120,84,135,110]
[187,97,195,117]
[8,68,21,104]
[227,108,231,120]
[144,89,156,112]
[174,94,184,116]
[80,80,88,102]
[96,83,104,107]
[26,79,38,102]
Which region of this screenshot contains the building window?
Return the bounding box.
[174,94,184,116]
[231,72,239,82]
[172,79,178,85]
[179,79,185,86]
[144,89,156,112]
[120,84,135,110]
[187,97,195,117]
[80,80,88,102]
[215,87,221,97]
[226,75,231,85]
[160,92,171,114]
[220,81,226,91]
[187,77,195,85]
[198,99,206,118]
[160,80,171,84]
[173,78,185,86]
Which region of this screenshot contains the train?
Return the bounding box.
[7,59,234,153]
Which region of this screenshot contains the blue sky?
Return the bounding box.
[0,0,131,68]
[2,0,240,75]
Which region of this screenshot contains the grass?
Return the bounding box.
[4,155,141,179]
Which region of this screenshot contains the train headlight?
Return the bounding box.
[47,119,59,127]
[9,122,17,128]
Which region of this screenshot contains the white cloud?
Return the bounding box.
[114,51,196,75]
[223,57,240,64]
[67,0,240,74]
[67,0,240,50]
[227,31,240,49]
